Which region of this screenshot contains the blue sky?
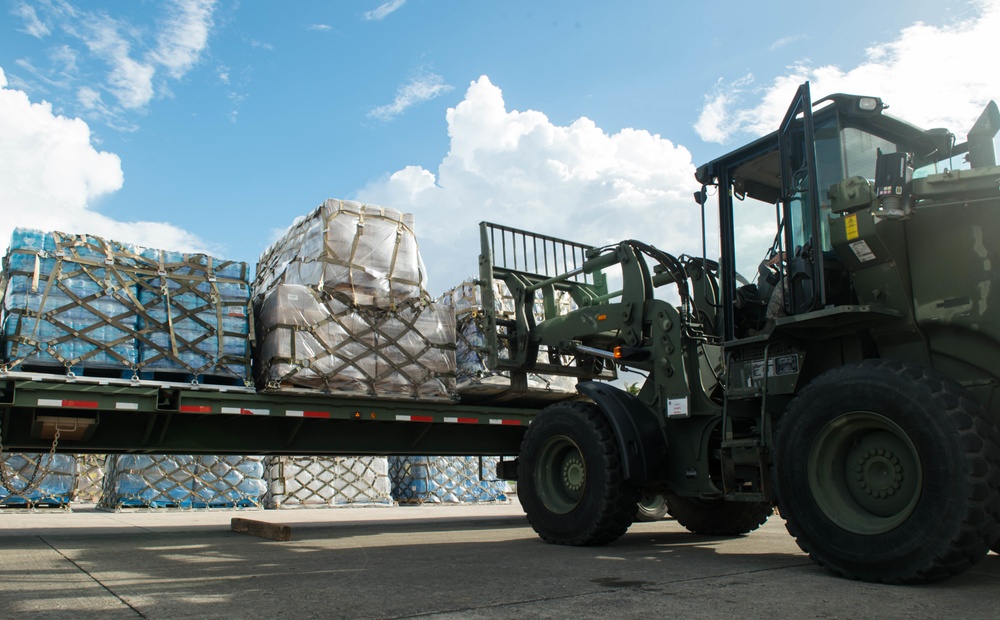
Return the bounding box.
[2,0,998,295]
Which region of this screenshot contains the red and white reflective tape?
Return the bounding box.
[394,414,434,423]
[37,398,98,409]
[443,416,479,424]
[221,406,270,416]
[287,410,331,419]
[489,418,523,426]
[115,402,139,410]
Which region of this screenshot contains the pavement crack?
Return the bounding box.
[38,536,148,619]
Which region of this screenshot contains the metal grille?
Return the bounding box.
[483,222,597,284]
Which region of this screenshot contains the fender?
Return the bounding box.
[576,381,669,483]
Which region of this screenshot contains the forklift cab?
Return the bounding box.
[694,81,986,341]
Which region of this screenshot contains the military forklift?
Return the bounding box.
[484,82,1000,583]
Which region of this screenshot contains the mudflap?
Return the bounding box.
[576,381,669,484]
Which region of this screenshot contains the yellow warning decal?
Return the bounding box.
[845,214,859,240]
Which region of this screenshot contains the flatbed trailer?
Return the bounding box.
[0,372,534,457]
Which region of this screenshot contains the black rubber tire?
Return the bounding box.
[635,493,670,522]
[666,492,772,535]
[518,401,639,546]
[774,359,1000,583]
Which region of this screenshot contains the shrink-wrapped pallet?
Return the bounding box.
[0,453,77,507]
[254,283,456,401]
[2,229,139,371]
[264,456,392,508]
[134,248,251,383]
[440,278,577,401]
[1,228,250,384]
[74,454,106,503]
[255,199,427,309]
[389,456,509,504]
[99,454,267,509]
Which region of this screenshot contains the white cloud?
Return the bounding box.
[12,2,50,38]
[368,72,453,121]
[696,0,1000,144]
[19,0,217,116]
[0,67,210,256]
[363,0,406,21]
[152,0,217,79]
[769,34,806,52]
[307,24,333,32]
[358,76,703,295]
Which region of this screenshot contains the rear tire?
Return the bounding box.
[666,492,772,535]
[518,401,639,545]
[635,493,669,522]
[774,359,1000,583]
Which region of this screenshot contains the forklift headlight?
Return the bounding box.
[858,97,880,111]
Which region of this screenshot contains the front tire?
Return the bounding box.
[518,401,639,545]
[774,360,1000,583]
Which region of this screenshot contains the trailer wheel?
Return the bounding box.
[635,493,669,522]
[518,401,639,545]
[774,359,1000,583]
[666,492,772,535]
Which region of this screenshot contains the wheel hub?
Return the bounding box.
[563,457,585,492]
[854,448,904,498]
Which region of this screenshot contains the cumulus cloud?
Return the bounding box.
[0,67,210,255]
[368,72,453,121]
[363,0,406,21]
[358,76,704,295]
[696,0,1000,144]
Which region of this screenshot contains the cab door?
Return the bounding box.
[777,82,826,314]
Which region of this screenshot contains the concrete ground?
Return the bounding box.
[1,499,998,619]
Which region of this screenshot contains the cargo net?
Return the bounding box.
[1,228,251,386]
[439,279,577,402]
[254,286,457,401]
[255,199,427,310]
[264,456,393,508]
[0,453,77,509]
[99,454,267,510]
[389,456,510,504]
[74,454,106,503]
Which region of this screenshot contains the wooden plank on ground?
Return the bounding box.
[231,518,292,541]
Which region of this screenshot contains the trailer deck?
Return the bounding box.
[0,372,535,456]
